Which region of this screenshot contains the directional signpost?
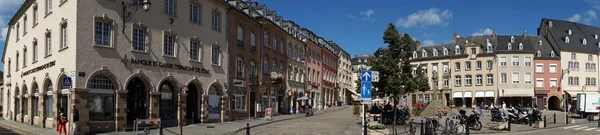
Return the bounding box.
[360,70,373,135]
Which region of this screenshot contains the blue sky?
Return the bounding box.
[0,0,599,71]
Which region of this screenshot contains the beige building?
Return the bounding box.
[283,20,306,113]
[2,0,229,134]
[449,35,498,108]
[332,43,351,105]
[496,35,536,107]
[409,41,453,107]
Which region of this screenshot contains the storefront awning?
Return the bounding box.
[453,92,463,98]
[564,91,600,96]
[464,92,473,98]
[475,92,485,98]
[501,88,534,97]
[347,88,359,96]
[485,91,494,97]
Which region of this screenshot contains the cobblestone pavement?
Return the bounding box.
[231,107,360,135]
[489,122,600,135]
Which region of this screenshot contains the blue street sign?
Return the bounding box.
[361,70,372,82]
[63,77,72,88]
[360,82,372,99]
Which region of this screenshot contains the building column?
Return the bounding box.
[200,95,208,123]
[17,96,23,123]
[26,95,31,124]
[71,88,89,135]
[37,94,45,127]
[221,95,229,122]
[149,92,161,119]
[115,90,128,132]
[49,90,59,129]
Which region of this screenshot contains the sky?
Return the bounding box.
[0,0,599,71]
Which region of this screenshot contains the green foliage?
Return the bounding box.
[353,105,361,115]
[369,23,430,98]
[368,122,386,130]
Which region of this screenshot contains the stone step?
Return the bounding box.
[418,100,448,117]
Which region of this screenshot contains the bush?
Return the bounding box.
[353,105,361,115]
[368,122,386,130]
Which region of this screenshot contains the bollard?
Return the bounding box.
[508,120,511,131]
[566,113,569,125]
[420,120,424,135]
[553,113,556,124]
[544,115,547,128]
[465,120,470,135]
[159,123,164,135]
[246,123,250,135]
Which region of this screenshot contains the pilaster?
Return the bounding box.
[149,92,161,119]
[115,90,128,131]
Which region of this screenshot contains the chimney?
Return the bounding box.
[545,24,549,38]
[453,32,458,43]
[523,29,528,37]
[416,40,421,49]
[492,31,496,38]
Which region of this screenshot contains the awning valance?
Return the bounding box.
[453,92,463,98]
[485,91,495,97]
[475,92,485,98]
[464,92,473,98]
[564,91,600,96]
[501,88,534,97]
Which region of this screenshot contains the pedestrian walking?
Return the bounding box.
[72,105,79,135]
[479,102,485,117]
[58,110,68,135]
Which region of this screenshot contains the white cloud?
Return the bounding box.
[422,40,435,46]
[585,10,597,24]
[395,8,453,28]
[568,13,582,22]
[587,0,600,10]
[423,32,436,37]
[348,14,357,19]
[472,28,494,36]
[359,9,374,21]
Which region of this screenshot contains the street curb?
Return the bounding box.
[0,120,35,135]
[470,122,592,134]
[224,107,350,135]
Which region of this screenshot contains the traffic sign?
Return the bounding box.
[62,77,72,89]
[361,70,372,82]
[360,82,372,99]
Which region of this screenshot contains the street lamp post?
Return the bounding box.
[121,0,152,32]
[178,85,188,135]
[502,89,505,107]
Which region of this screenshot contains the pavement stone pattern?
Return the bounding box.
[489,122,600,135]
[231,107,360,135]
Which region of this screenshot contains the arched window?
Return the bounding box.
[22,85,28,117]
[412,51,418,58]
[565,36,570,43]
[15,87,20,115]
[422,50,427,57]
[583,38,587,45]
[510,36,515,42]
[537,50,541,57]
[32,83,39,117]
[87,74,116,121]
[443,48,448,55]
[518,43,523,50]
[487,44,492,53]
[455,46,461,54]
[45,80,54,119]
[159,81,176,119]
[433,49,438,56]
[507,43,512,50]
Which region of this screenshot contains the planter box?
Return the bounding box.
[534,121,545,128]
[488,121,508,130]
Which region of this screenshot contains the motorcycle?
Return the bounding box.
[490,108,506,122]
[507,108,529,124]
[530,108,543,123]
[457,109,482,130]
[382,108,411,125]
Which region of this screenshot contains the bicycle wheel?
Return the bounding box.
[405,122,417,135]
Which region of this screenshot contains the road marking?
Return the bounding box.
[584,128,597,131]
[564,125,580,129]
[574,126,588,130]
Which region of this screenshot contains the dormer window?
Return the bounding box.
[550,51,555,57]
[422,50,428,57]
[583,38,587,45]
[455,46,461,54]
[538,40,542,45]
[565,36,570,43]
[433,49,438,56]
[486,44,492,53]
[510,36,515,43]
[568,29,572,35]
[465,40,469,45]
[413,51,418,58]
[443,48,448,55]
[598,42,600,48]
[536,50,541,57]
[507,43,512,50]
[518,43,523,50]
[596,34,598,39]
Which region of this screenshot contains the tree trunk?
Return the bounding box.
[392,96,397,133]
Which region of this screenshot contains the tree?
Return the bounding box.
[369,23,430,129]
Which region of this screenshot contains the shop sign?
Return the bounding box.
[233,79,245,87]
[121,58,210,74]
[21,60,56,77]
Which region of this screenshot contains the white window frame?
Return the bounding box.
[233,91,246,111]
[465,75,472,85]
[550,79,558,88]
[536,78,544,88]
[94,20,112,47]
[33,41,38,62]
[512,56,519,67]
[211,11,221,31]
[165,0,176,16]
[443,64,449,73]
[45,32,51,56]
[550,64,557,73]
[455,76,461,86]
[525,57,531,67]
[60,23,67,49]
[236,57,244,78]
[500,56,507,67]
[571,53,576,60]
[46,0,52,14]
[536,64,543,73]
[465,61,471,70]
[476,61,482,70]
[476,75,482,85]
[212,44,221,65]
[512,72,519,84]
[132,27,146,52]
[524,73,532,84]
[264,32,269,48]
[189,40,200,61]
[190,4,201,23]
[487,74,493,85]
[163,34,175,57]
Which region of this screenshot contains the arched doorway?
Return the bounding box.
[22,85,29,124]
[207,85,221,121]
[14,87,20,122]
[159,81,177,125]
[548,96,561,110]
[87,74,117,122]
[126,77,148,125]
[43,79,53,128]
[186,83,201,124]
[31,82,39,126]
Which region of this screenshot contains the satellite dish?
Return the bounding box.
[270,72,278,79]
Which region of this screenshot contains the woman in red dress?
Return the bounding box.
[58,111,68,135]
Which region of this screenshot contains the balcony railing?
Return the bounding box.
[249,75,259,86]
[237,40,244,47]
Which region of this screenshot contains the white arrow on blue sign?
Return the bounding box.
[361,70,372,82]
[360,82,372,99]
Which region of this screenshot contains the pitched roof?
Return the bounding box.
[528,36,560,59]
[539,18,600,54]
[496,35,535,53]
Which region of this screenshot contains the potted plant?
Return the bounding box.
[353,105,360,118]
